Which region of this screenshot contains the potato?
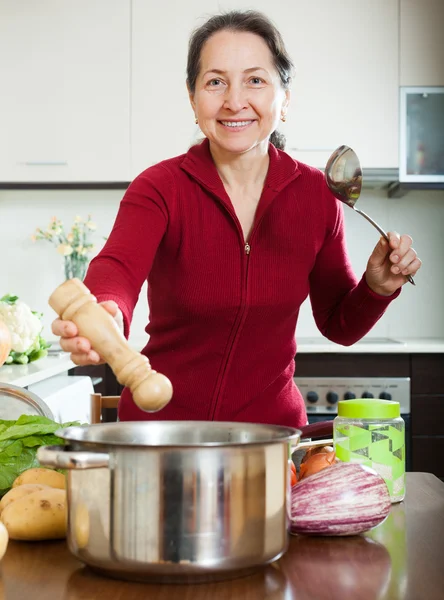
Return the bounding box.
[12,468,66,490]
[0,522,8,560]
[1,488,67,541]
[0,484,52,515]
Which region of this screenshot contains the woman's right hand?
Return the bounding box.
[51,300,123,366]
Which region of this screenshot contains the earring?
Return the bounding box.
[195,117,198,125]
[281,113,287,123]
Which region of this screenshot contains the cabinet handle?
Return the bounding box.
[18,161,68,166]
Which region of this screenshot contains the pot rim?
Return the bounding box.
[56,421,301,449]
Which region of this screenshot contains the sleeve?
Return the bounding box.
[83,165,171,337]
[308,181,400,346]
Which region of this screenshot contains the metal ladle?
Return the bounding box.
[325,145,415,286]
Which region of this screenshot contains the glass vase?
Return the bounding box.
[64,255,88,281]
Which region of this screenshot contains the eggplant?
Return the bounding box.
[290,463,391,536]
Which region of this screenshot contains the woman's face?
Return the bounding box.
[189,30,290,156]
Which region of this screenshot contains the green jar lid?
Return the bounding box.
[337,398,400,419]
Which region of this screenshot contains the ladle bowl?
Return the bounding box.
[325,145,415,286]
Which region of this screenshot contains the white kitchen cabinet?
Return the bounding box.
[400,0,444,86]
[0,0,130,183]
[130,0,221,177]
[278,0,399,169]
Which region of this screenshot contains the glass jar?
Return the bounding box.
[333,399,405,503]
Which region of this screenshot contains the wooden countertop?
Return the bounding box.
[1,473,443,600]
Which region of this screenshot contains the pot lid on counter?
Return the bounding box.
[0,382,54,420]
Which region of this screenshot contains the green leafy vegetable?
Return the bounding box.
[0,415,82,497]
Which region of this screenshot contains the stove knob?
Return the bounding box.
[326,392,339,405]
[379,391,392,400]
[344,391,356,400]
[362,392,374,399]
[306,391,319,404]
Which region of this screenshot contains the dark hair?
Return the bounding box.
[186,10,294,150]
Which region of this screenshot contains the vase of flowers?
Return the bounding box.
[32,215,99,281]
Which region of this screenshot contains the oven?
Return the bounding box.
[294,376,412,471]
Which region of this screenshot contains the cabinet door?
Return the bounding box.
[400,0,444,86]
[131,0,219,177]
[282,0,399,169]
[0,0,130,182]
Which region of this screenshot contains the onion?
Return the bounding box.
[298,450,336,481]
[291,463,391,536]
[301,445,335,463]
[0,319,11,367]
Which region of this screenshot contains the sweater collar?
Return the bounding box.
[180,138,301,198]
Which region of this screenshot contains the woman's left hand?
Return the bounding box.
[365,232,422,296]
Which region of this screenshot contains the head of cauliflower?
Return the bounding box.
[0,295,49,364]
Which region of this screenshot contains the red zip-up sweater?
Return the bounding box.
[84,139,399,428]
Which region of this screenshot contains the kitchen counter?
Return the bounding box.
[1,335,442,391]
[0,472,443,600]
[0,353,75,388]
[295,337,444,353]
[128,335,444,354]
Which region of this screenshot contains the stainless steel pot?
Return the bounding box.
[38,421,301,583]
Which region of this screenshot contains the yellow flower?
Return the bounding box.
[74,215,83,223]
[86,221,97,231]
[30,235,36,242]
[67,233,74,243]
[57,243,73,256]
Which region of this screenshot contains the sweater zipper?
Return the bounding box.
[208,191,272,420]
[209,237,251,420]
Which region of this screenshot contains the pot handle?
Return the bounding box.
[299,421,334,439]
[37,445,110,470]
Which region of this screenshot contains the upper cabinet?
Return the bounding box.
[130,0,219,178]
[400,0,444,86]
[0,0,130,183]
[4,1,442,184]
[278,0,399,169]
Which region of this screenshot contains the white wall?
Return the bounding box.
[1,185,443,344]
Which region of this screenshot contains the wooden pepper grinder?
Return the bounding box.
[49,278,172,412]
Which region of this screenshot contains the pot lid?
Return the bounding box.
[0,382,54,420]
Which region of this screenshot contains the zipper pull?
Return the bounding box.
[244,243,251,255]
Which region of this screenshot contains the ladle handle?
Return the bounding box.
[48,278,173,412]
[354,208,415,286]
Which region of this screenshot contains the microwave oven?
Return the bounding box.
[399,86,444,183]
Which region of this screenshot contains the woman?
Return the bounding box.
[52,10,421,429]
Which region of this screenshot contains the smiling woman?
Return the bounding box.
[188,31,289,159]
[186,11,294,155]
[50,9,421,429]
